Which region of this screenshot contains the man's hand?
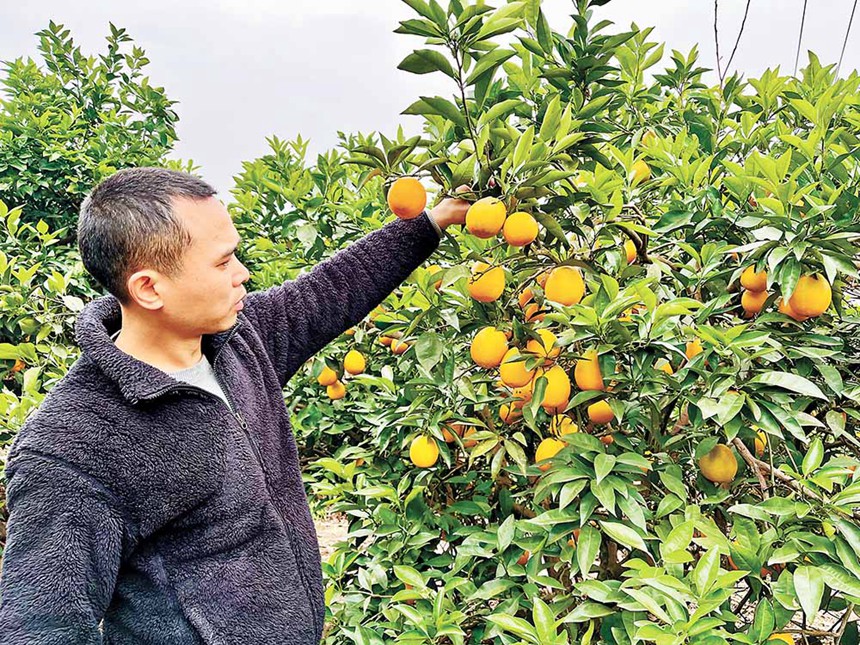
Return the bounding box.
[429,185,473,230]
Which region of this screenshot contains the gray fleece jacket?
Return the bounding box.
[0,211,442,644]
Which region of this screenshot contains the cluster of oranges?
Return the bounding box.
[316,348,366,401]
[739,264,832,320]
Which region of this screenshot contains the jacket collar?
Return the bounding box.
[75,295,243,405]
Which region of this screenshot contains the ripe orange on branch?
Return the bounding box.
[465,197,507,238]
[544,266,585,306]
[574,350,604,391]
[387,177,426,219]
[740,265,767,292]
[789,274,832,317]
[468,262,505,302]
[503,211,539,246]
[470,327,509,369]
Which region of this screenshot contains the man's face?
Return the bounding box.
[153,196,250,336]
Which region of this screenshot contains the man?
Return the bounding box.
[0,167,470,644]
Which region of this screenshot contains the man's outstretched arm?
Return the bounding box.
[242,193,469,386]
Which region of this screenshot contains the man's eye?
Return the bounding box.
[220,259,230,267]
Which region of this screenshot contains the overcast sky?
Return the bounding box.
[2,1,858,195]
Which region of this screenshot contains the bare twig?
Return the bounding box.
[724,0,752,80]
[794,0,808,76]
[838,0,860,77]
[732,438,769,499]
[714,1,723,81]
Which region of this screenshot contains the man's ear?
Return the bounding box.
[125,270,165,311]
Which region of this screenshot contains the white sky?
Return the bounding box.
[2,1,858,195]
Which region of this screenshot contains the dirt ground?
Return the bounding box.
[314,512,349,562]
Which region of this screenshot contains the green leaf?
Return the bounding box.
[486,614,539,643]
[693,547,720,595]
[594,453,615,484]
[466,48,516,85]
[398,49,457,79]
[498,514,515,551]
[393,565,426,589]
[802,437,824,475]
[749,371,827,400]
[403,96,467,129]
[794,565,824,619]
[599,520,648,554]
[820,563,860,597]
[577,524,601,576]
[480,99,522,124]
[532,597,558,643]
[414,332,443,373]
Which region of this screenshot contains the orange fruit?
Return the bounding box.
[600,434,615,445]
[391,339,410,355]
[344,328,356,336]
[535,437,565,471]
[657,360,673,375]
[741,289,769,316]
[544,266,585,306]
[503,211,539,246]
[641,130,657,146]
[754,430,767,457]
[768,634,794,645]
[511,383,533,408]
[500,403,521,424]
[740,265,767,292]
[426,264,443,290]
[588,400,614,425]
[518,288,534,309]
[470,327,509,369]
[462,427,479,448]
[788,274,832,317]
[344,350,366,375]
[524,303,546,322]
[698,444,737,484]
[574,350,604,391]
[538,365,571,413]
[468,262,505,302]
[777,297,808,321]
[466,197,507,238]
[568,528,581,547]
[685,339,703,361]
[410,436,439,468]
[500,348,536,388]
[387,177,426,219]
[631,160,651,183]
[536,271,549,288]
[327,380,346,400]
[517,550,530,566]
[624,239,637,264]
[442,423,464,443]
[317,365,338,386]
[550,415,578,436]
[525,329,560,366]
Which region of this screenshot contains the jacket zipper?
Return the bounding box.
[139,349,320,638]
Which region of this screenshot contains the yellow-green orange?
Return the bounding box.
[468,262,505,302]
[387,177,426,219]
[789,274,832,317]
[698,444,738,484]
[503,211,539,246]
[535,437,565,471]
[544,266,585,306]
[344,350,366,375]
[410,436,439,468]
[466,197,507,238]
[500,348,536,388]
[470,327,509,369]
[574,350,604,391]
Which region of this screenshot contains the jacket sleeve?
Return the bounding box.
[241,210,442,386]
[0,450,130,645]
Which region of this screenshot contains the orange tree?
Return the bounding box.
[246,1,860,643]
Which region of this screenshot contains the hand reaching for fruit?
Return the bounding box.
[428,184,472,230]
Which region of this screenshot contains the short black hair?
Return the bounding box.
[77,167,217,305]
